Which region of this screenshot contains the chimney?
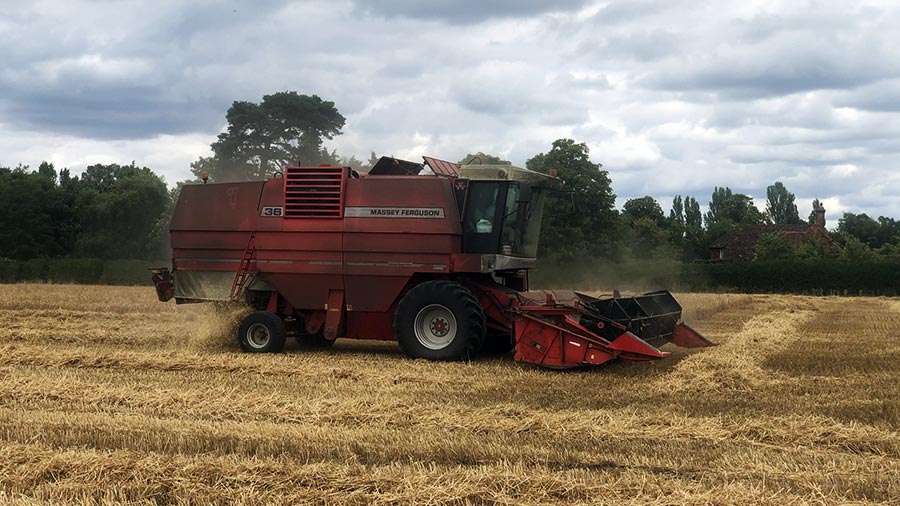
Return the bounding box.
[815,202,826,228]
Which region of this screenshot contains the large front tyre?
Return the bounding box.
[237,311,287,353]
[394,280,485,361]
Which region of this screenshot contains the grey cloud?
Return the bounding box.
[635,5,900,99]
[707,94,843,131]
[734,9,853,45]
[3,0,900,219]
[0,89,223,140]
[448,64,590,126]
[727,148,854,168]
[835,80,900,112]
[573,123,616,142]
[0,1,299,139]
[551,72,612,91]
[0,54,232,139]
[648,47,895,98]
[575,28,684,63]
[354,0,589,24]
[589,0,686,24]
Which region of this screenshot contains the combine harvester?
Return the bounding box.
[151,157,714,368]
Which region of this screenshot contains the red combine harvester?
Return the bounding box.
[151,156,713,368]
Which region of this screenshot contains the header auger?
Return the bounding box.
[152,156,714,368]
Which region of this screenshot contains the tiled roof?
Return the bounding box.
[709,224,841,261]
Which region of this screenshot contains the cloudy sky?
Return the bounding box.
[2,0,899,222]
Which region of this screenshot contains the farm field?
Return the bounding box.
[0,284,898,505]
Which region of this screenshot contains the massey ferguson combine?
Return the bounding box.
[151,156,714,368]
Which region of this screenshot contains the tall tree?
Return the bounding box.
[459,152,511,165]
[37,161,57,183]
[669,195,704,260]
[877,216,900,247]
[192,92,345,182]
[837,212,882,249]
[75,163,170,258]
[705,187,767,248]
[621,197,669,259]
[705,186,766,227]
[0,165,75,259]
[684,196,702,228]
[670,195,684,227]
[629,217,671,259]
[623,196,664,225]
[765,181,801,224]
[526,139,618,260]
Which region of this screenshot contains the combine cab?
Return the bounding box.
[152,156,713,368]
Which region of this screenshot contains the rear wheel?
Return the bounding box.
[237,311,286,353]
[394,280,485,361]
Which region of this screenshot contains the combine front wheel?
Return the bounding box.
[237,311,287,353]
[394,280,485,361]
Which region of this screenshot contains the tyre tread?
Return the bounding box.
[394,280,485,361]
[237,311,287,353]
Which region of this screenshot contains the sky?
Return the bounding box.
[2,0,900,223]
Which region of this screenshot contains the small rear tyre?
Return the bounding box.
[394,280,485,361]
[237,311,287,353]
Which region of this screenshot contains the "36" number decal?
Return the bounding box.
[260,206,283,217]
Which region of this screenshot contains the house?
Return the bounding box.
[708,202,841,261]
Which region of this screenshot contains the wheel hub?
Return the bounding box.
[246,323,271,349]
[414,304,457,350]
[431,317,448,336]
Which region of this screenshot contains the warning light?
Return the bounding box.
[200,171,209,184]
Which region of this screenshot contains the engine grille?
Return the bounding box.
[283,166,346,218]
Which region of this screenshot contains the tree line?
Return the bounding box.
[520,140,900,264]
[3,91,900,265]
[0,162,170,260]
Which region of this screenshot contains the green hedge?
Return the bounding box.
[531,259,900,296]
[680,260,900,296]
[2,257,899,295]
[0,258,166,286]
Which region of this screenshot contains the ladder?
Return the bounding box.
[229,231,256,302]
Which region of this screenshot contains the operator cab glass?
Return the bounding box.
[501,184,544,258]
[461,181,545,258]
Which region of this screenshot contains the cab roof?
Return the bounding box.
[458,164,563,190]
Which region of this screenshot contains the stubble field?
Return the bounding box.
[0,284,898,505]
